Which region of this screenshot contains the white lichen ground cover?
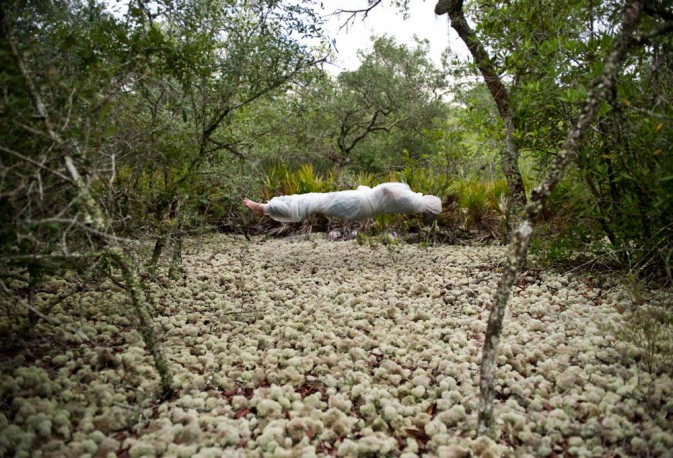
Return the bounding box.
[1,234,672,457]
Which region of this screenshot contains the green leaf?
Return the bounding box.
[101,127,117,138]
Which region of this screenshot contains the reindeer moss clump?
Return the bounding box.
[1,235,672,456]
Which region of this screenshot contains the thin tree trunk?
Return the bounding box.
[25,279,38,333]
[169,233,184,280]
[435,0,527,220]
[148,198,180,275]
[169,200,185,280]
[148,235,167,275]
[473,1,647,437]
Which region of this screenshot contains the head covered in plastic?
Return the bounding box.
[421,195,442,225]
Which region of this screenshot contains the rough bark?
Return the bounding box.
[435,0,527,216]
[148,235,167,275]
[474,0,647,437]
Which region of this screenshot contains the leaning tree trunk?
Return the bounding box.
[168,199,185,280]
[472,0,648,438]
[435,0,527,225]
[2,13,174,398]
[148,197,182,276]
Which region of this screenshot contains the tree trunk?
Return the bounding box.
[473,1,647,437]
[168,199,185,280]
[435,0,527,223]
[169,233,184,280]
[149,236,166,274]
[147,197,181,275]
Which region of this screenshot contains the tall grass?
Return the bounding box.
[392,167,453,198]
[259,164,585,240]
[261,164,334,200]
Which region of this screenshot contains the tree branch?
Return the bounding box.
[330,0,384,31]
[0,145,72,183]
[339,109,390,155]
[2,8,174,397]
[207,138,247,159]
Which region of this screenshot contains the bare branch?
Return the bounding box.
[89,69,150,116]
[0,145,72,183]
[109,153,117,186]
[1,6,174,397]
[41,257,103,316]
[61,88,76,132]
[26,218,134,243]
[207,138,247,159]
[330,0,384,31]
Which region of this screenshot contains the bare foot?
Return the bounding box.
[243,198,265,217]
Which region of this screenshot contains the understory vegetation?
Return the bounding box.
[1,0,672,456]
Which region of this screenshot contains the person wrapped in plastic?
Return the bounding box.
[243,182,442,225]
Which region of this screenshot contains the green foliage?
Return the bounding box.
[530,223,596,270]
[573,85,673,276]
[526,177,605,269]
[450,180,510,235]
[252,35,450,173]
[351,172,378,188]
[261,164,335,201]
[356,230,401,250]
[259,162,521,240]
[393,165,453,198]
[444,86,504,179]
[459,0,673,275]
[540,176,588,223]
[3,0,671,281]
[334,36,449,162]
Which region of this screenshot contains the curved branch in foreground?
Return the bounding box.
[476,0,649,437]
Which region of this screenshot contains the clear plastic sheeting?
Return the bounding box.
[264,182,442,223]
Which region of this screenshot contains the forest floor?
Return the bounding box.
[1,234,672,457]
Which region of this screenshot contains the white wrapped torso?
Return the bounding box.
[264,182,426,223]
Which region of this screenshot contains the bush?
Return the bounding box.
[450,180,510,237]
[261,163,334,201]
